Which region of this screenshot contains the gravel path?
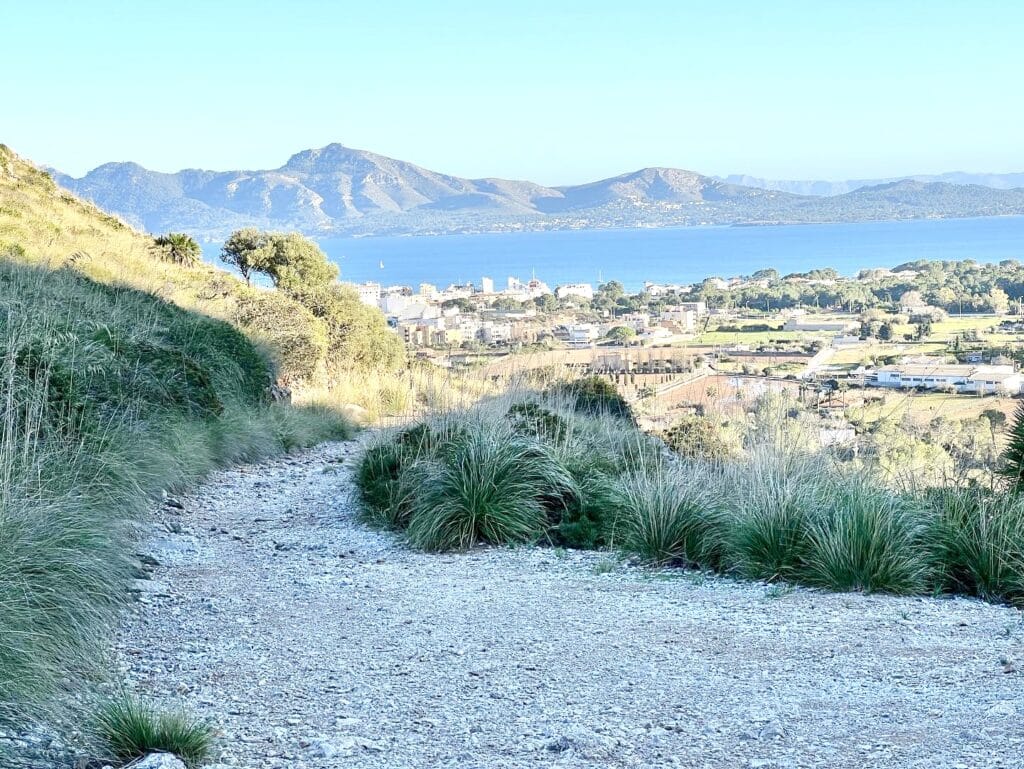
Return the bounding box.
[119,439,1024,769]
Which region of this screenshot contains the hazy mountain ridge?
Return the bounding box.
[717,171,1024,196]
[51,143,1024,238]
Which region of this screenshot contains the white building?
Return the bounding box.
[524,278,551,298]
[555,283,594,300]
[618,312,651,331]
[506,276,551,300]
[479,321,513,345]
[381,293,412,316]
[566,323,600,348]
[392,300,440,322]
[869,364,1023,395]
[783,318,859,333]
[352,281,381,307]
[659,307,699,331]
[481,276,494,294]
[639,326,673,342]
[457,317,482,340]
[439,284,473,301]
[683,301,708,316]
[644,282,692,296]
[418,283,439,300]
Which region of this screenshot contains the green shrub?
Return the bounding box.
[615,466,727,567]
[233,289,329,382]
[663,414,735,461]
[553,375,632,421]
[294,283,406,370]
[998,401,1024,492]
[405,430,571,552]
[506,401,567,441]
[548,470,620,549]
[96,694,214,768]
[803,476,929,595]
[926,488,1024,604]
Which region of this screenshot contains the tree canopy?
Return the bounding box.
[220,229,338,289]
[606,325,637,342]
[221,229,403,374]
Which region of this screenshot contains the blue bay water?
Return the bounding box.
[208,217,1024,292]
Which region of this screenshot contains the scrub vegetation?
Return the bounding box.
[355,377,1024,607]
[0,146,365,742]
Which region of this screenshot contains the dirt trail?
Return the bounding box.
[119,439,1024,768]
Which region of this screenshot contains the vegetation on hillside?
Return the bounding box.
[219,228,404,374]
[0,145,379,738]
[0,145,403,384]
[355,381,1024,606]
[0,259,351,727]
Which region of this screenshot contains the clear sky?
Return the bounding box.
[4,0,1022,183]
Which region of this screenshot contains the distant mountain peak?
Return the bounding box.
[49,144,1024,239]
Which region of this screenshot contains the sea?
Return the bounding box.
[210,216,1024,292]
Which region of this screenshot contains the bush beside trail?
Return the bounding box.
[354,386,1024,608]
[0,260,351,730]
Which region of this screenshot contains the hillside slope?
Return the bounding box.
[2,144,400,382]
[52,143,1024,238]
[0,145,355,738]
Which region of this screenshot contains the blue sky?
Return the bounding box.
[5,1,1022,183]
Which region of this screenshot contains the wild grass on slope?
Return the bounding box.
[353,378,1024,606]
[0,144,402,385]
[354,379,647,551]
[927,488,1024,604]
[0,260,350,728]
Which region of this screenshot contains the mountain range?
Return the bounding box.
[716,172,1024,197]
[50,143,1024,239]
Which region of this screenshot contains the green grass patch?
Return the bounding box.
[96,694,215,768]
[0,260,350,727]
[354,381,1024,608]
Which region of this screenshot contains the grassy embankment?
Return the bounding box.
[0,146,352,744]
[355,377,1024,606]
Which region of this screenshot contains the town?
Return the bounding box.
[347,259,1024,404]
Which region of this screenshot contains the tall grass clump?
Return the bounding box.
[354,422,461,529]
[406,427,572,551]
[926,488,1024,604]
[725,451,825,583]
[353,367,1024,608]
[725,450,930,594]
[96,693,214,768]
[0,261,350,728]
[354,384,646,552]
[802,474,930,594]
[613,463,727,568]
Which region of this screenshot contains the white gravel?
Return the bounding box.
[118,439,1024,769]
